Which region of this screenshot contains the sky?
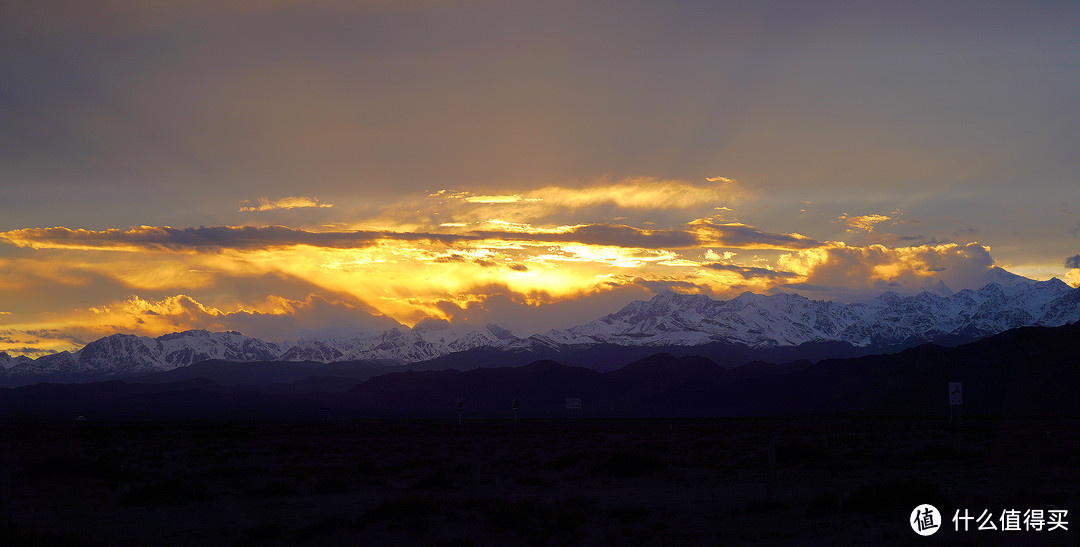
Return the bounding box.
[2,1,1079,357]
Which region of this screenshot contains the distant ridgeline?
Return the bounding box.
[1,320,1078,418]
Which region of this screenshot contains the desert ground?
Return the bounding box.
[1,416,1076,545]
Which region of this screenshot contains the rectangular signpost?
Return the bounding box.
[565,398,581,421]
[948,382,962,420]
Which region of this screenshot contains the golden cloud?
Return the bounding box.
[777,242,995,300]
[1066,269,1080,288]
[0,225,446,251]
[529,177,745,210]
[690,220,821,250]
[836,210,904,233]
[437,176,744,211]
[239,196,334,212]
[466,195,539,204]
[0,292,402,355]
[410,177,751,229]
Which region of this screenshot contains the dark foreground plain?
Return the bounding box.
[2,417,1077,545]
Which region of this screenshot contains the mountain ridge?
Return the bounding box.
[3,320,1077,418]
[3,270,1078,384]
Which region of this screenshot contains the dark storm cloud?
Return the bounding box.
[1066,254,1080,269]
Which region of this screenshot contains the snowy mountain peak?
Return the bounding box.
[872,291,903,304]
[273,320,518,364]
[928,280,953,297]
[484,323,517,341]
[0,352,32,370]
[987,266,1031,287]
[412,317,452,332]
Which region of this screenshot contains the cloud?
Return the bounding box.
[466,195,538,204]
[532,177,748,210]
[837,213,893,232]
[690,220,822,250]
[9,328,90,346]
[0,225,452,251]
[239,196,334,212]
[556,224,700,249]
[0,326,94,356]
[702,263,799,280]
[76,293,403,341]
[1067,269,1080,288]
[425,277,723,336]
[776,242,995,301]
[2,347,55,356]
[422,177,750,228]
[1066,254,1080,269]
[1,218,818,253]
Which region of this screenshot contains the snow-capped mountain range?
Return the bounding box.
[1,319,517,378]
[526,273,1078,349]
[3,268,1078,380]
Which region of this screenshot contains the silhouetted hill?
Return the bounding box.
[408,339,907,374]
[696,322,1080,416]
[2,321,1077,419]
[135,358,397,386]
[344,360,606,413]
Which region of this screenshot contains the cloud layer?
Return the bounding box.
[0,219,818,254]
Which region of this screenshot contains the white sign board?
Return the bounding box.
[565,397,582,410]
[948,382,962,406]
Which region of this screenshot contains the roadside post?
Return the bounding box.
[948,382,962,421]
[565,397,581,422]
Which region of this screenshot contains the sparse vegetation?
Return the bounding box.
[476,495,598,544]
[732,497,790,515]
[842,476,945,516]
[2,417,1076,544]
[588,448,667,478]
[118,475,216,507]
